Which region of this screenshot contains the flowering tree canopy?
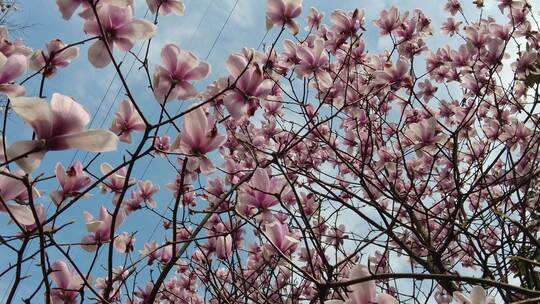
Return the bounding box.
[1,0,540,303]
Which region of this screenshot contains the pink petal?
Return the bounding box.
[88,40,112,68]
[51,261,71,289]
[184,61,211,81]
[48,129,118,152]
[10,97,54,139]
[4,204,35,226]
[56,0,82,20]
[7,140,45,173]
[51,93,90,136]
[348,265,376,304]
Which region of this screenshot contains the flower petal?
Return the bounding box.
[11,97,54,139]
[51,93,90,135]
[48,129,118,152]
[88,40,112,68]
[4,204,35,225]
[6,140,45,173]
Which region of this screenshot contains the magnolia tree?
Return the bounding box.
[0,0,540,303]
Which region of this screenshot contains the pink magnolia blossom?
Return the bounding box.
[374,56,412,88]
[453,286,495,304]
[114,231,136,253]
[83,3,156,68]
[152,44,211,103]
[306,7,324,30]
[110,99,145,143]
[441,17,462,36]
[0,52,27,97]
[330,9,365,37]
[240,168,283,212]
[215,234,233,260]
[146,0,185,16]
[50,161,92,206]
[264,220,299,255]
[0,169,35,225]
[172,106,226,173]
[29,39,79,78]
[266,0,303,35]
[295,38,328,77]
[406,117,446,150]
[327,265,398,304]
[50,261,84,304]
[100,163,135,203]
[134,180,160,208]
[7,94,118,173]
[223,53,273,118]
[374,7,400,35]
[81,206,126,251]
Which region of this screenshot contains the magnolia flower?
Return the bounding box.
[134,180,160,208]
[407,117,445,149]
[265,220,299,255]
[240,168,284,212]
[50,161,92,206]
[7,94,118,173]
[374,6,400,36]
[296,38,328,77]
[306,7,324,30]
[82,206,126,252]
[146,0,185,16]
[110,99,145,143]
[29,39,79,78]
[266,0,303,35]
[0,169,35,225]
[453,286,495,304]
[172,106,226,173]
[327,265,398,304]
[374,56,412,88]
[215,234,233,260]
[223,53,273,118]
[0,52,27,97]
[330,9,366,37]
[152,44,211,103]
[114,231,136,253]
[83,3,156,68]
[50,261,84,304]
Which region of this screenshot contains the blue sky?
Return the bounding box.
[0,0,530,301]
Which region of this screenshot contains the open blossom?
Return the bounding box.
[152,44,211,103]
[330,9,365,37]
[374,6,400,35]
[407,117,446,149]
[134,180,160,208]
[327,265,398,304]
[264,220,299,255]
[50,261,84,304]
[82,206,126,251]
[110,99,145,143]
[453,286,495,304]
[295,38,328,77]
[306,7,324,30]
[50,161,92,206]
[7,94,118,173]
[0,52,27,97]
[172,106,226,173]
[29,39,79,78]
[83,3,156,68]
[100,163,135,203]
[373,56,412,88]
[146,0,185,16]
[266,0,303,35]
[0,169,35,225]
[114,231,136,253]
[223,52,273,118]
[240,168,283,212]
